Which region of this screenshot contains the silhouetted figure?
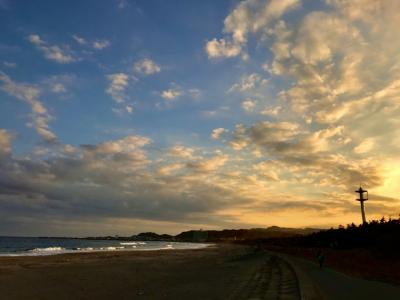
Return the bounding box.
[317,249,325,269]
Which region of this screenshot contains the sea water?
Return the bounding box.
[0,236,209,256]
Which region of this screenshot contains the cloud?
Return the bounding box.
[72,34,110,50]
[229,120,383,190]
[353,138,374,154]
[207,0,400,200]
[92,39,110,50]
[158,85,200,104]
[0,135,254,235]
[42,74,75,94]
[134,58,161,75]
[0,129,13,155]
[51,83,66,93]
[168,145,195,159]
[0,72,57,142]
[125,105,133,114]
[161,88,182,100]
[2,0,400,235]
[82,135,150,156]
[186,154,228,173]
[205,38,242,58]
[228,73,268,93]
[252,161,280,181]
[72,34,86,45]
[261,105,282,116]
[106,73,130,103]
[211,128,228,140]
[242,98,256,112]
[157,163,184,176]
[205,0,300,59]
[28,34,77,63]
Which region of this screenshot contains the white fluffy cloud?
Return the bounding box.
[28,34,76,63]
[205,38,242,58]
[211,128,228,140]
[161,88,182,100]
[0,72,57,142]
[134,58,161,75]
[205,0,300,59]
[106,73,130,103]
[242,99,256,112]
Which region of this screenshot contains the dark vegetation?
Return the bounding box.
[258,217,400,285]
[262,217,400,255]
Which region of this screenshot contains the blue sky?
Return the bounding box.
[0,0,399,236]
[1,1,241,149]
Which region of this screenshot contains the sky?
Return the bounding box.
[0,0,399,236]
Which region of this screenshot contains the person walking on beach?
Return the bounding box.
[317,249,325,269]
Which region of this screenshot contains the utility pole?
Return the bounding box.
[355,187,368,224]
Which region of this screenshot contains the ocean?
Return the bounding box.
[0,236,209,256]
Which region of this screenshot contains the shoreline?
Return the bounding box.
[0,239,212,257]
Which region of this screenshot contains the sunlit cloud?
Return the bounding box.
[211,128,228,140]
[228,73,268,93]
[161,87,182,101]
[28,34,77,63]
[0,72,57,142]
[106,73,130,103]
[205,0,300,59]
[241,98,256,112]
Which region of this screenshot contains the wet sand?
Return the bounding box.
[0,244,265,300]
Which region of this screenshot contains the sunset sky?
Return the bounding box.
[0,0,399,236]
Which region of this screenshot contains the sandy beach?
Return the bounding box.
[1,243,400,300]
[0,244,265,300]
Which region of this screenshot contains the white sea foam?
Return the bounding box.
[119,242,137,245]
[100,246,125,251]
[0,241,212,256]
[30,247,65,252]
[24,247,70,256]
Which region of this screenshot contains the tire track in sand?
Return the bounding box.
[230,255,301,300]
